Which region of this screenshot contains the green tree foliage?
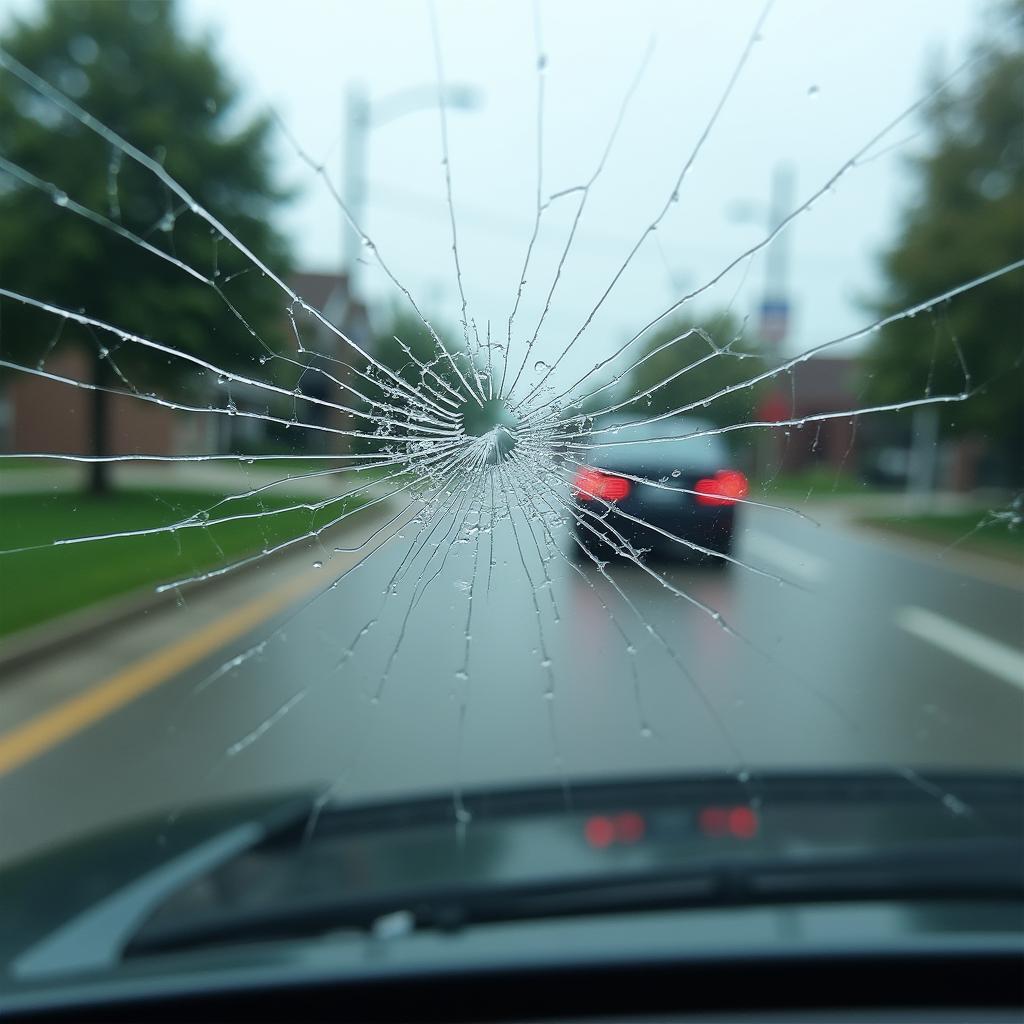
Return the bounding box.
[0,0,293,491]
[371,308,465,395]
[608,311,767,449]
[864,2,1023,473]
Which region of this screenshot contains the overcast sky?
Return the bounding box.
[1,0,999,393]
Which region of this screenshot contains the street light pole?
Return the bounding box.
[763,161,795,350]
[342,83,369,291]
[341,81,481,295]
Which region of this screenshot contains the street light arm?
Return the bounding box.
[342,80,482,285]
[369,83,481,128]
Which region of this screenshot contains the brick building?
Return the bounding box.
[0,272,370,458]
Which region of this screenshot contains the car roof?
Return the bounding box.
[580,414,728,471]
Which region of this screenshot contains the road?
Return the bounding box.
[0,496,1021,865]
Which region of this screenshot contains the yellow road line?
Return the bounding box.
[0,570,322,777]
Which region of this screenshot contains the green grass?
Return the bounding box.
[756,467,876,499]
[0,488,362,638]
[858,512,1024,561]
[240,459,406,479]
[0,457,82,472]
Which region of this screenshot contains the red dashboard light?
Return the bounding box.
[613,811,646,844]
[699,805,759,840]
[728,806,759,840]
[572,468,631,502]
[585,811,646,847]
[698,806,729,837]
[584,815,616,848]
[695,469,749,506]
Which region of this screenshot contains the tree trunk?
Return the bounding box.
[89,348,111,495]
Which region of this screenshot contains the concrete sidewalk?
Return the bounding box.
[790,490,1022,591]
[0,459,391,497]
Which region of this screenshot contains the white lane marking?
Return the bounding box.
[895,606,1024,691]
[741,529,829,583]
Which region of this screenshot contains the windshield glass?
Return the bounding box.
[0,0,1021,977]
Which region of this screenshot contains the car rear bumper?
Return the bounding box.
[571,498,735,557]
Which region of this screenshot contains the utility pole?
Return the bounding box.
[906,405,940,511]
[758,162,796,356]
[750,162,796,479]
[342,83,370,292]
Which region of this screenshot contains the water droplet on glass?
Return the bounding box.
[671,469,681,478]
[312,560,323,569]
[807,84,820,98]
[371,909,414,942]
[534,360,550,373]
[942,793,969,816]
[68,34,99,65]
[53,190,69,207]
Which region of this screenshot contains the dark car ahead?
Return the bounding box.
[569,415,748,563]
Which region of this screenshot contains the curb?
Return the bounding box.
[0,492,394,678]
[849,519,1024,591]
[0,584,181,677]
[0,536,317,678]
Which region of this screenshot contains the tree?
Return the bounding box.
[327,306,465,456]
[863,1,1024,480]
[0,0,293,492]
[370,308,465,394]
[610,310,767,454]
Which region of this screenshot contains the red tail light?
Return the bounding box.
[573,467,631,502]
[695,469,749,506]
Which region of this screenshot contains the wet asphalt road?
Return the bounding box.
[0,502,1021,865]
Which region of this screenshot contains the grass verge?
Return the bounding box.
[756,468,877,500]
[0,488,363,638]
[857,512,1023,562]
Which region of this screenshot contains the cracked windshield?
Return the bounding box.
[0,0,1021,982]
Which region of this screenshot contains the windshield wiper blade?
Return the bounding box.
[125,836,1024,959]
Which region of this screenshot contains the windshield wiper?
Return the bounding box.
[125,836,1024,959]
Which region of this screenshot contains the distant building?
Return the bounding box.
[757,357,859,474]
[276,271,372,455]
[0,272,371,458]
[1,345,176,458]
[289,271,372,359]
